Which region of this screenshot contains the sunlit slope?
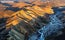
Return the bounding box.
[6,5,54,29]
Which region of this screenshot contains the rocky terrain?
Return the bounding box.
[0,0,65,40]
